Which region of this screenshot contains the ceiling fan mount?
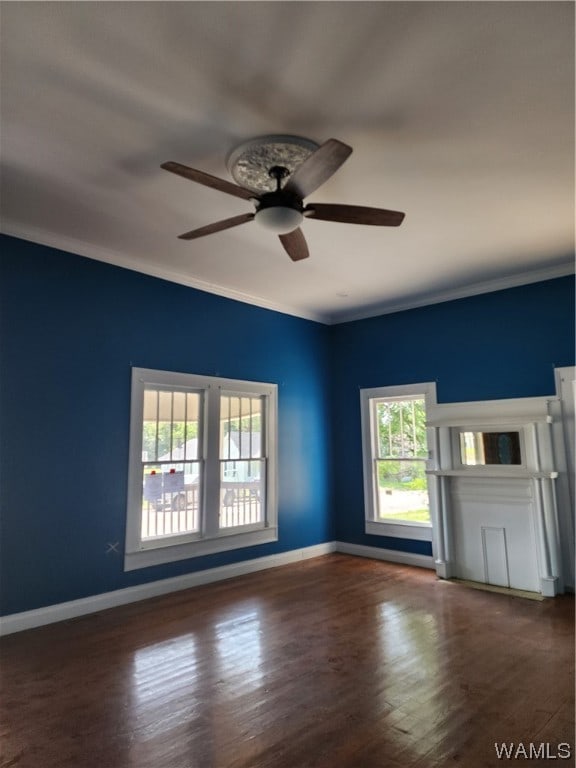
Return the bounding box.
[161,135,405,262]
[267,165,291,183]
[226,134,320,193]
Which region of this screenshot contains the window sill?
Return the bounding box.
[124,526,278,571]
[366,520,433,542]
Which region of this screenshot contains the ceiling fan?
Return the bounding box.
[161,136,405,262]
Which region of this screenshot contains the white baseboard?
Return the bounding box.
[0,542,336,636]
[335,541,435,570]
[0,541,434,636]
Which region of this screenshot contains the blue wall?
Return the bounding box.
[329,276,575,552]
[0,236,333,614]
[1,234,573,615]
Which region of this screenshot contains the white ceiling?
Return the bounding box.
[1,1,574,324]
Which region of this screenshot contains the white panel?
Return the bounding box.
[451,476,533,502]
[451,486,540,592]
[481,527,509,587]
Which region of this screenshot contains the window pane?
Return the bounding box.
[142,388,201,463]
[156,391,173,458]
[141,387,202,539]
[220,459,264,529]
[142,389,159,461]
[220,395,262,459]
[376,399,428,459]
[185,392,200,460]
[375,459,430,523]
[141,462,201,539]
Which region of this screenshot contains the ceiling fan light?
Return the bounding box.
[255,206,303,234]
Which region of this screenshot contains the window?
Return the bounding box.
[125,368,278,570]
[360,382,436,541]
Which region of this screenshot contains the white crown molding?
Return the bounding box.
[0,223,327,324]
[328,260,576,324]
[2,223,573,326]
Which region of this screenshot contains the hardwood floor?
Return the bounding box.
[1,554,574,768]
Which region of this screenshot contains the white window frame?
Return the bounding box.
[360,381,437,542]
[125,368,278,571]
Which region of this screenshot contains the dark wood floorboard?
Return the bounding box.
[1,554,574,768]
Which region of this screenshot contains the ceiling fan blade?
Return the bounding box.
[304,203,405,227]
[178,213,255,240]
[162,161,255,201]
[283,139,352,199]
[278,228,310,262]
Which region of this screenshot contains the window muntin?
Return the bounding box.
[126,369,278,570]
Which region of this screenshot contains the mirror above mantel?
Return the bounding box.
[459,430,522,466]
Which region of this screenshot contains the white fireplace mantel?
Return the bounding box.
[425,396,563,596]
